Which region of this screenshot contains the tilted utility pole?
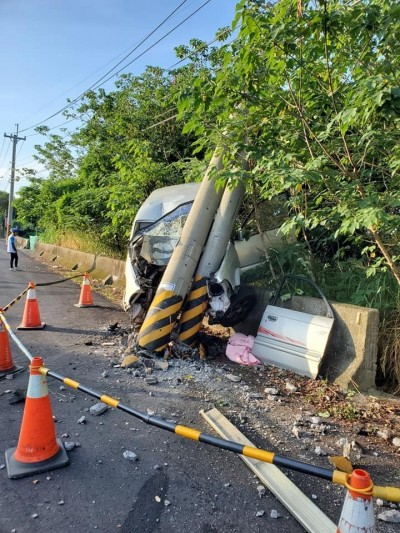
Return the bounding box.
[4,124,26,236]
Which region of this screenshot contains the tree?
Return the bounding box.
[16,65,205,253]
[179,0,400,285]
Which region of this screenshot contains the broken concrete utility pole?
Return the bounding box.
[178,178,246,346]
[136,146,226,352]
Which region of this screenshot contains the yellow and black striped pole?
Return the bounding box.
[178,275,208,346]
[137,146,226,352]
[134,290,183,353]
[178,178,245,346]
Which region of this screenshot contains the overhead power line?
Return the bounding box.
[18,0,209,134]
[0,138,11,170]
[89,0,212,90]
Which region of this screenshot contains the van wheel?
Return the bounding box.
[220,287,257,327]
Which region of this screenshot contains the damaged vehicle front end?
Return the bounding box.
[124,183,290,330]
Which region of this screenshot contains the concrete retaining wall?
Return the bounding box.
[20,238,126,289]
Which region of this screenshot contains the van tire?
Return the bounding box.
[220,287,257,327]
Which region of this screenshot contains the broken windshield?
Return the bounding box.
[131,202,192,242]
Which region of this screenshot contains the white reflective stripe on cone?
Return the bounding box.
[26,288,37,300]
[337,493,376,533]
[26,374,48,399]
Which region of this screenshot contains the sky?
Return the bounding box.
[0,0,238,196]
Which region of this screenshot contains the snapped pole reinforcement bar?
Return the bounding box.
[36,363,400,503]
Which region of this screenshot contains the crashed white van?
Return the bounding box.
[123,182,289,326]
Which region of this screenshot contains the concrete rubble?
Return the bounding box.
[71,324,400,529]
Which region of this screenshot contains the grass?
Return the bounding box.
[379,311,400,394]
[38,228,126,259]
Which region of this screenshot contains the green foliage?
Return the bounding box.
[179,0,400,287]
[13,0,400,301]
[252,241,400,311]
[15,66,204,253]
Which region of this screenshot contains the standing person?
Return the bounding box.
[7,228,20,271]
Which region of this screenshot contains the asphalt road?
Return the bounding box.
[0,243,313,533]
[0,243,398,533]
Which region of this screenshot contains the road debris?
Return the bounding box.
[123,450,138,461]
[378,509,400,523]
[89,403,108,416]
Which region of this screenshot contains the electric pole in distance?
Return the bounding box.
[4,124,26,236]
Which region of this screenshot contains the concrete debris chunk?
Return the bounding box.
[64,442,76,451]
[144,376,158,385]
[292,426,302,439]
[264,387,279,395]
[270,510,281,519]
[377,509,400,523]
[226,374,241,383]
[285,382,297,393]
[90,403,108,416]
[376,429,391,440]
[78,416,86,424]
[164,500,171,507]
[154,360,169,371]
[342,441,352,460]
[392,437,400,448]
[267,394,279,402]
[8,389,26,405]
[121,355,140,369]
[256,485,266,498]
[123,450,138,462]
[256,510,265,517]
[314,446,328,456]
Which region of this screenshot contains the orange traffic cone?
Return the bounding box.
[17,282,46,330]
[0,318,23,377]
[5,356,69,479]
[337,469,376,533]
[74,272,94,307]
